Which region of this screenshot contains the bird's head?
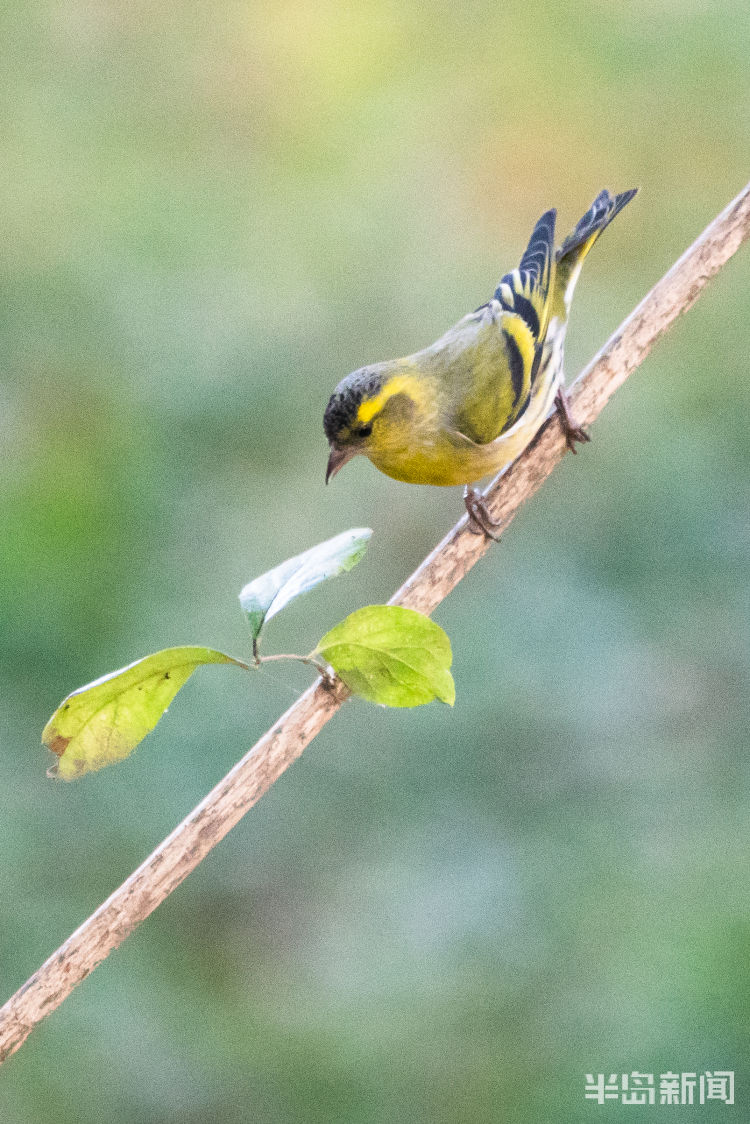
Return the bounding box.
[324,368,383,482]
[324,365,419,483]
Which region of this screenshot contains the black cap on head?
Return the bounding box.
[323,368,384,446]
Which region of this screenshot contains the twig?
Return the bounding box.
[2,181,749,1064]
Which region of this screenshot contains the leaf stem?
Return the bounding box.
[256,652,336,686]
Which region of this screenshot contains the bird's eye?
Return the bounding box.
[357,424,373,438]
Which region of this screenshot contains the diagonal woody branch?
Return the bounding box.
[2,180,749,1064]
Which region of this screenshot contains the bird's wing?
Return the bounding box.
[447,208,557,445]
[445,308,536,445]
[494,207,556,350]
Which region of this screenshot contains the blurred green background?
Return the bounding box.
[1,1,749,1120]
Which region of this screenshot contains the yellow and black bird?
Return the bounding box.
[324,189,637,537]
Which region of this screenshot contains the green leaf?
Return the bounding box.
[239,527,372,645]
[43,646,246,780]
[316,605,455,708]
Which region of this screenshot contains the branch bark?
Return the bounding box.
[2,180,749,1064]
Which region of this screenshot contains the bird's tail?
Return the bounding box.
[552,188,638,322]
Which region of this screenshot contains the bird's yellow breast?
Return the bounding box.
[367,406,552,486]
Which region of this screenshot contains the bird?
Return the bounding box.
[324,188,638,538]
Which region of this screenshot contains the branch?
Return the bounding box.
[2,180,749,1064]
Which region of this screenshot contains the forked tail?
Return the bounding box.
[552,188,638,321]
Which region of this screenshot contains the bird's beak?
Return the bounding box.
[326,445,355,484]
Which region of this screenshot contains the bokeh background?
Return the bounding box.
[1,1,749,1120]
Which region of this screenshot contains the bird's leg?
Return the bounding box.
[463,486,502,541]
[555,384,591,453]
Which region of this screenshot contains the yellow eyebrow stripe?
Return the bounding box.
[356,373,421,425]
